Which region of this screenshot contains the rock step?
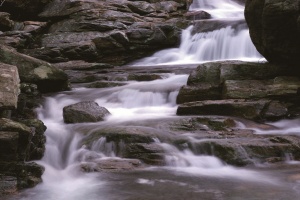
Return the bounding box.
[177,99,287,120]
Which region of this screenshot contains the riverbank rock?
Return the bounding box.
[0,63,19,117]
[245,0,300,65]
[0,118,46,195]
[176,61,300,121]
[19,0,189,65]
[63,101,111,123]
[0,45,69,93]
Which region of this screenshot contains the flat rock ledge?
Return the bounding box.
[176,61,300,121]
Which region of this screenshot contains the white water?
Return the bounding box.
[20,70,276,200]
[7,1,287,199]
[248,118,300,136]
[190,0,244,18]
[133,0,263,66]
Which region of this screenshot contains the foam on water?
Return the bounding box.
[132,0,263,66]
[190,0,244,18]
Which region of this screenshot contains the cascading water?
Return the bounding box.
[189,0,244,18]
[132,0,263,66]
[5,0,300,200]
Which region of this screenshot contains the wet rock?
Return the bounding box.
[177,99,269,120]
[185,10,211,20]
[127,1,156,15]
[86,81,127,89]
[15,21,47,33]
[219,61,292,81]
[0,176,17,195]
[0,63,20,113]
[63,101,111,123]
[177,85,221,104]
[124,143,165,165]
[24,0,188,65]
[245,0,300,65]
[191,19,246,34]
[52,60,113,71]
[0,12,14,31]
[64,70,109,84]
[0,118,33,161]
[81,158,144,172]
[0,118,46,194]
[127,73,162,81]
[0,31,31,48]
[0,45,69,93]
[176,62,222,104]
[1,0,52,20]
[223,77,300,99]
[190,136,297,166]
[83,126,169,165]
[17,119,47,160]
[0,131,19,162]
[177,61,300,120]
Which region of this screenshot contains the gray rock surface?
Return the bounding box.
[63,101,111,123]
[176,61,300,120]
[0,45,69,93]
[0,63,19,111]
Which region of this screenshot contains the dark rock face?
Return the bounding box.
[177,61,300,121]
[0,0,52,20]
[245,0,300,65]
[63,101,111,123]
[0,118,46,195]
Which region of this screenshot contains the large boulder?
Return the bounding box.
[63,101,111,123]
[0,45,69,92]
[245,0,300,65]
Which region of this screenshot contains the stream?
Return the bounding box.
[5,0,300,199]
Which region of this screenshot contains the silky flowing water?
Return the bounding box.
[5,0,300,199]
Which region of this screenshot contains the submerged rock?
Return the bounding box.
[63,101,111,123]
[83,126,169,165]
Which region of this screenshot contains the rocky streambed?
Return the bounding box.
[1,0,300,199]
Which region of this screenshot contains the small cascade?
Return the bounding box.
[132,0,263,66]
[134,26,261,65]
[157,142,274,182]
[190,0,244,18]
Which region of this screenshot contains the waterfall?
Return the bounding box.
[132,0,263,66]
[189,0,244,18]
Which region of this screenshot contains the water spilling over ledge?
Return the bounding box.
[3,0,300,199]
